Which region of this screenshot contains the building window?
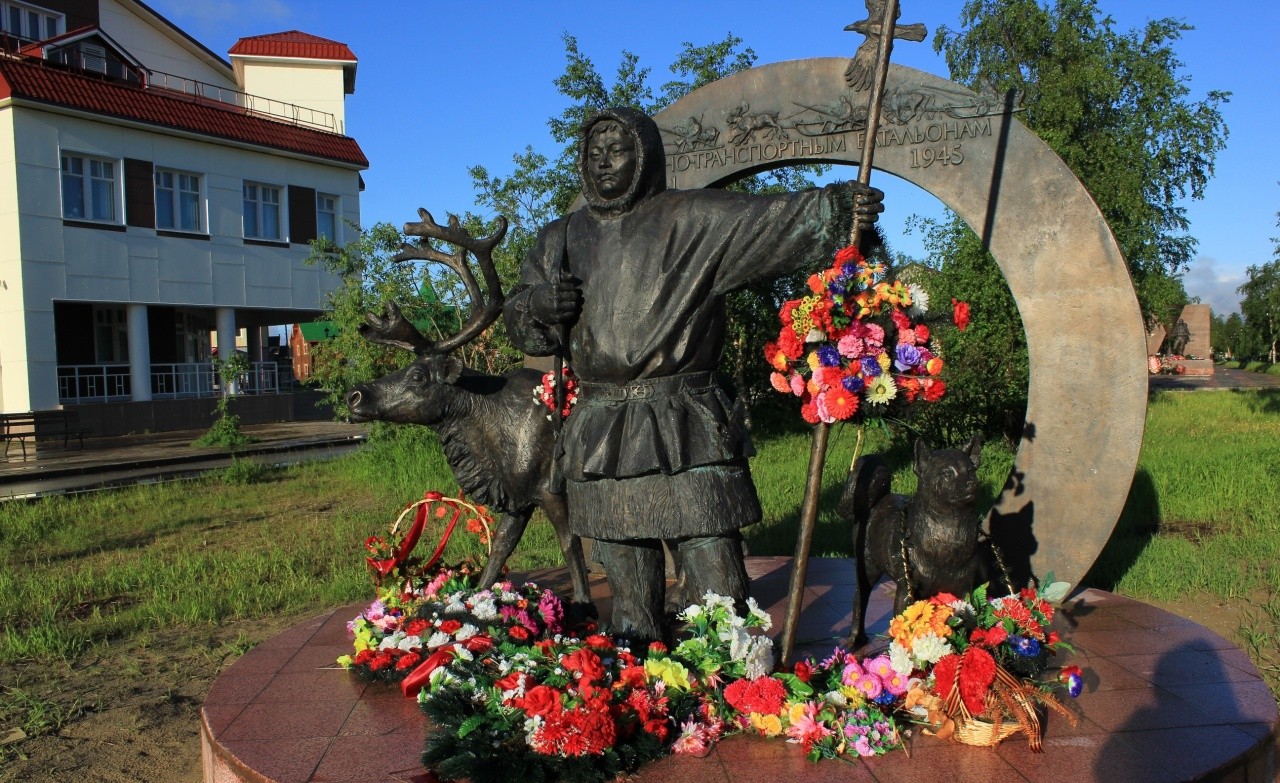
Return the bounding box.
[155,170,202,232]
[61,153,118,222]
[93,305,128,363]
[316,193,338,242]
[243,182,282,240]
[1,1,60,42]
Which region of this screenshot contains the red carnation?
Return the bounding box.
[438,619,462,634]
[495,672,525,692]
[723,677,786,716]
[404,618,430,637]
[368,652,394,671]
[779,299,802,327]
[835,245,860,266]
[891,309,912,334]
[353,649,375,666]
[463,635,493,654]
[915,324,931,343]
[800,395,821,425]
[923,378,946,402]
[508,625,531,641]
[395,651,422,670]
[952,299,971,331]
[776,327,804,360]
[958,647,997,715]
[648,641,668,655]
[617,665,647,689]
[585,634,614,651]
[643,718,669,741]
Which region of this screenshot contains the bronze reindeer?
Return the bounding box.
[345,209,593,615]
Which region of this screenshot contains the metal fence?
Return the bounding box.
[58,362,281,404]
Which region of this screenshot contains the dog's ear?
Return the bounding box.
[964,433,983,469]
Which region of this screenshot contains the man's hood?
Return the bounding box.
[578,107,667,218]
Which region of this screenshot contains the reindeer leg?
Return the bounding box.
[848,518,874,650]
[542,493,596,622]
[476,509,530,590]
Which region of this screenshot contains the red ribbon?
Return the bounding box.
[401,647,457,698]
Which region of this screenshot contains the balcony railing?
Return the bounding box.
[144,70,340,133]
[58,362,281,404]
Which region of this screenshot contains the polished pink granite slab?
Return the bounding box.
[202,558,1278,783]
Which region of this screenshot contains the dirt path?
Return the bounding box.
[0,593,1269,782]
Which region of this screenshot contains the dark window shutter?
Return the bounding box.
[124,158,154,229]
[288,185,316,244]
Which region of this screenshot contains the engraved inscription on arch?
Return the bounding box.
[655,59,1147,590]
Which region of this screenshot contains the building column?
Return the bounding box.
[215,307,238,395]
[127,304,151,402]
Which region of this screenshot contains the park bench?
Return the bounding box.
[1,411,92,459]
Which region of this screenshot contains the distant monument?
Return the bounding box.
[1169,304,1215,376]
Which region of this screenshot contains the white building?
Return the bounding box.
[0,1,366,432]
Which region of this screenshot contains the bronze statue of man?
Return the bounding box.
[506,106,881,643]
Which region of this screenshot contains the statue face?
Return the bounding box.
[586,123,636,200]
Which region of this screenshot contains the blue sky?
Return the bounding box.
[150,0,1279,315]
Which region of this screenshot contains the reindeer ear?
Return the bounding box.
[437,355,464,385]
[914,437,928,474]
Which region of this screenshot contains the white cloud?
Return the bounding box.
[1182,255,1245,316]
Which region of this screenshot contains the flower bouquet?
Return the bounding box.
[888,580,1082,751]
[764,245,951,424]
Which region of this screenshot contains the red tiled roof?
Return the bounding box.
[229,31,356,62]
[0,56,367,167]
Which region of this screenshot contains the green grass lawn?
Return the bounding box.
[1,388,1277,749]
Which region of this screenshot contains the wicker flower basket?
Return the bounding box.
[937,663,1068,751]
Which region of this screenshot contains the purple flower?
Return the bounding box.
[817,344,841,367]
[842,376,865,394]
[860,357,881,378]
[894,344,922,371]
[1010,635,1040,657]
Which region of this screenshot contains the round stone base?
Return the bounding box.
[201,558,1277,783]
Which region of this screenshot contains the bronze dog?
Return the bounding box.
[838,435,985,648]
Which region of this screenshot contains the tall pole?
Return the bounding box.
[779,0,915,667]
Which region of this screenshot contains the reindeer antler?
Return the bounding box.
[360,209,509,357]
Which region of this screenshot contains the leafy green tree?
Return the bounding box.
[1211,311,1246,360]
[910,0,1228,444]
[1238,213,1280,363]
[304,223,510,413]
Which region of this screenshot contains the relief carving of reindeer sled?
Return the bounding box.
[344,209,594,615]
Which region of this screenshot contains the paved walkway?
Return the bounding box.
[1149,366,1280,392]
[0,420,368,499]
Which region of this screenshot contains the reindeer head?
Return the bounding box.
[345,209,507,427]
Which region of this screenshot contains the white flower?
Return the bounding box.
[889,642,914,677]
[907,283,930,317]
[426,631,452,649]
[455,623,480,641]
[471,598,499,622]
[679,604,703,621]
[397,634,422,652]
[911,632,953,666]
[701,592,735,611]
[455,646,474,662]
[378,631,406,651]
[744,636,775,679]
[444,598,467,614]
[745,597,772,631]
[727,626,752,661]
[805,328,825,343]
[825,690,848,708]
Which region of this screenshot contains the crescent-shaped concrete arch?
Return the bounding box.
[654,59,1146,589]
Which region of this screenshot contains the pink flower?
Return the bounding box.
[671,719,712,756]
[814,392,837,424]
[854,673,883,700]
[841,660,865,686]
[770,372,790,393]
[865,323,885,350]
[854,736,874,756]
[784,702,834,752]
[865,655,894,679]
[788,373,805,397]
[837,334,866,358]
[884,671,910,696]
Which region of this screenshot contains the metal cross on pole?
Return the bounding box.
[778,0,925,668]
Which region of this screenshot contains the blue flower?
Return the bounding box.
[842,376,865,394]
[1010,635,1040,657]
[817,344,841,367]
[860,357,881,378]
[873,690,896,705]
[894,344,922,371]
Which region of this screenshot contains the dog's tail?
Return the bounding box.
[837,454,892,527]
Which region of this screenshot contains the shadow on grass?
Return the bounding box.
[1232,387,1280,415]
[1081,468,1160,591]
